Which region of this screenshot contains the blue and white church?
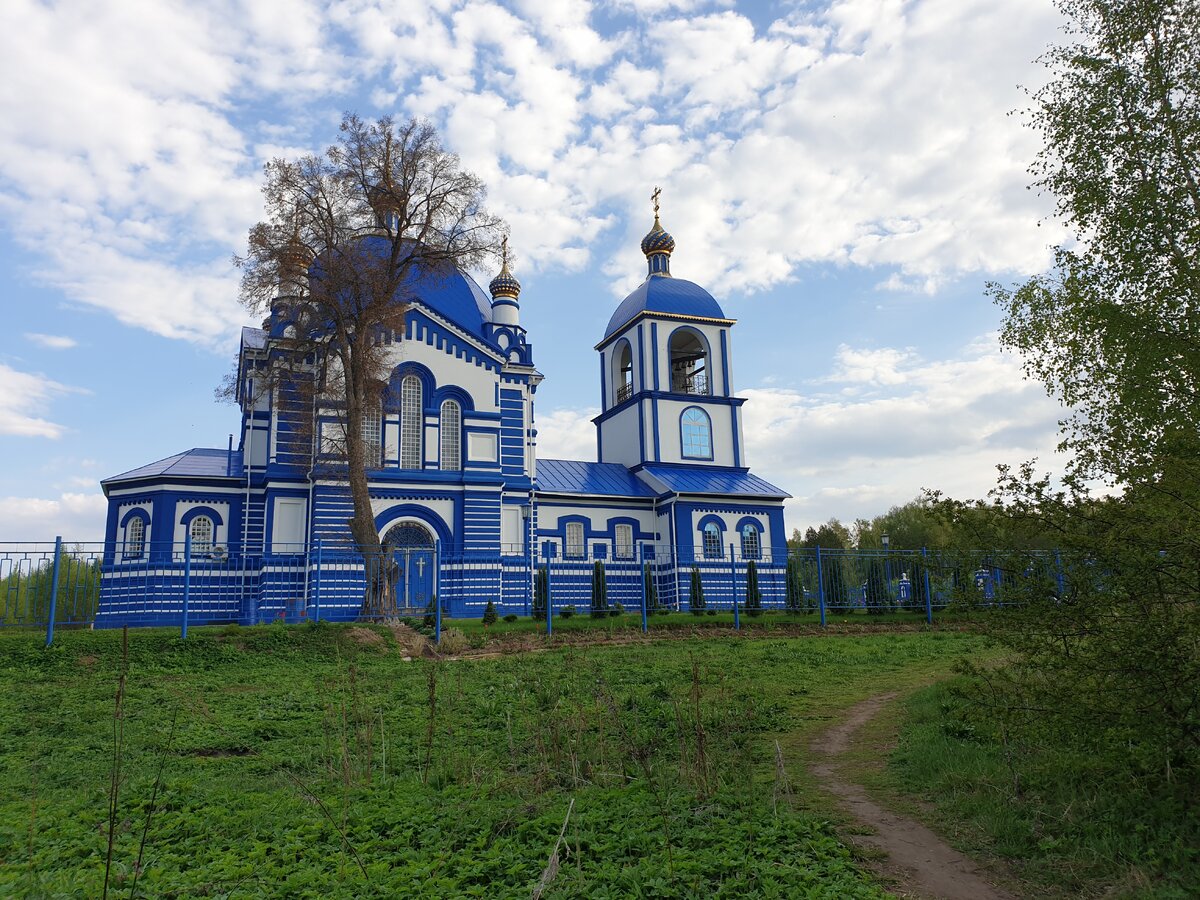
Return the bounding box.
[98,202,790,624]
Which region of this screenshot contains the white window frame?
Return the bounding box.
[565,521,585,558]
[400,374,422,469]
[614,523,634,560]
[190,516,214,556]
[440,399,461,471]
[125,516,146,559]
[681,407,712,459]
[741,524,761,560]
[362,406,382,468]
[702,522,722,559]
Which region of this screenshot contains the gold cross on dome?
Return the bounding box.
[651,186,662,216]
[501,235,509,267]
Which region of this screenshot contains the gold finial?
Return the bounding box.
[651,186,662,219]
[501,235,510,270]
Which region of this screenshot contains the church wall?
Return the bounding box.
[655,398,737,466]
[596,403,642,466]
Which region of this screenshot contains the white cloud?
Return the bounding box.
[0,491,108,542]
[0,363,81,438]
[24,333,77,350]
[535,406,600,460]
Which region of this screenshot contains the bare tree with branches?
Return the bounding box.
[235,114,505,617]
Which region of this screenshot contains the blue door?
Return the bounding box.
[384,523,435,613]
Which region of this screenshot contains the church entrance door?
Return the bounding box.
[383,523,435,614]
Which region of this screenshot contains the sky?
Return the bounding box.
[0,0,1075,544]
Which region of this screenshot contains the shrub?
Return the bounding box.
[745,560,763,616]
[642,563,659,611]
[785,556,804,613]
[560,605,576,619]
[502,613,518,623]
[482,600,498,626]
[532,566,548,620]
[688,566,706,615]
[423,597,437,629]
[705,609,717,616]
[438,627,468,654]
[590,560,609,618]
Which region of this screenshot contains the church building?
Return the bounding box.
[97,200,790,624]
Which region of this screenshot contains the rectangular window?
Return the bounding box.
[614,524,634,559]
[362,408,382,468]
[565,521,585,558]
[703,524,723,559]
[440,401,461,471]
[741,527,760,560]
[400,375,422,469]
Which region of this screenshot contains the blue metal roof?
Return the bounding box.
[536,459,657,498]
[639,464,790,498]
[104,448,243,485]
[603,275,728,340]
[319,235,493,340]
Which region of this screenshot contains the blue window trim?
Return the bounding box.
[560,515,589,558]
[607,516,639,560]
[180,505,225,528]
[439,398,463,472]
[373,504,452,546]
[386,361,437,413]
[680,406,714,461]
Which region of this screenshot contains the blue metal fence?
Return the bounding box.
[0,539,1058,644]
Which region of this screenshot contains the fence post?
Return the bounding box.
[434,540,442,645]
[45,536,63,647]
[1054,549,1065,600]
[730,544,740,630]
[545,554,553,637]
[815,546,826,628]
[922,547,933,625]
[312,538,322,622]
[182,532,192,640]
[639,544,649,634]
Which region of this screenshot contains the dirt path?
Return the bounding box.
[811,693,1016,900]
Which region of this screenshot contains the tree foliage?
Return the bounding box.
[235,114,504,617]
[990,0,1200,479]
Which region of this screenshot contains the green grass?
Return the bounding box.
[873,679,1199,899]
[0,624,985,898]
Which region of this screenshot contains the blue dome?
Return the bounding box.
[603,276,726,340]
[314,235,493,340]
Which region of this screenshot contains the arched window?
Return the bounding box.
[668,328,709,395]
[702,522,723,559]
[189,516,213,556]
[680,407,712,459]
[440,400,461,471]
[612,341,633,404]
[400,374,422,469]
[125,516,145,559]
[362,405,382,468]
[741,524,761,560]
[565,521,585,558]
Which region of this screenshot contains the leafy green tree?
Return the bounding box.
[989,0,1200,481]
[481,600,498,627]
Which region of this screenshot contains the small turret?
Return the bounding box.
[489,236,521,327]
[641,186,675,277]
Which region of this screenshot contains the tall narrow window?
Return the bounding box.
[440,400,461,471]
[362,406,382,468]
[741,524,760,560]
[702,522,722,558]
[190,516,213,556]
[565,521,585,558]
[681,407,712,459]
[400,374,422,469]
[126,517,145,559]
[614,523,634,559]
